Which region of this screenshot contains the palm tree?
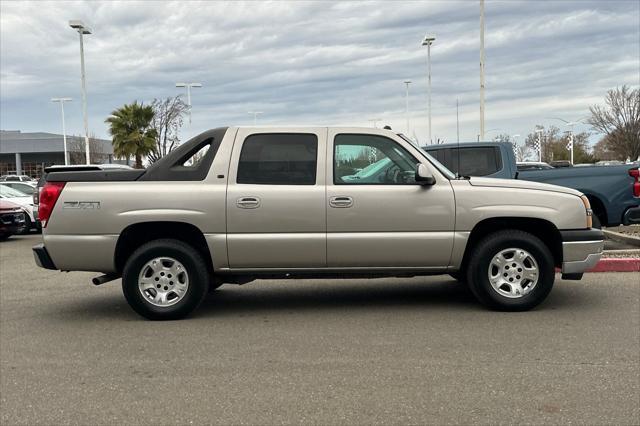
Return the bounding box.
[105,101,157,168]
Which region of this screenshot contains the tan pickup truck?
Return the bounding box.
[33,127,603,320]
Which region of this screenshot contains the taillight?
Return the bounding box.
[39,182,65,227]
[630,168,640,198]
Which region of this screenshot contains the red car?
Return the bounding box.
[0,200,27,241]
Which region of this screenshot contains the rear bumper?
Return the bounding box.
[622,206,640,225]
[32,243,57,270]
[560,229,604,274]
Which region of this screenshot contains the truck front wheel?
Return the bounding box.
[466,230,555,311]
[122,239,209,320]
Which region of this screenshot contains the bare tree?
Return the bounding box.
[147,96,189,163]
[68,133,110,164]
[588,85,640,161]
[492,133,511,143]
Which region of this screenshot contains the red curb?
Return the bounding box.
[589,258,640,272]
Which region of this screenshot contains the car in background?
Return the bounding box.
[595,160,625,166]
[0,185,39,232]
[517,162,554,171]
[422,141,640,227]
[33,164,134,209]
[0,200,27,240]
[549,160,572,168]
[0,175,36,182]
[0,181,38,195]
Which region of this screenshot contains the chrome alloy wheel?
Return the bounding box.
[488,248,539,298]
[138,257,189,307]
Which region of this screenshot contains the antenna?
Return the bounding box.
[456,99,461,178]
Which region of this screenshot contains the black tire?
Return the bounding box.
[20,216,31,234]
[448,272,465,282]
[466,230,555,311]
[122,239,209,320]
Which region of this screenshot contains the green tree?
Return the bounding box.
[105,101,157,168]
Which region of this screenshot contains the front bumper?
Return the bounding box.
[32,243,57,270]
[560,229,604,274]
[622,206,640,225]
[0,211,26,235]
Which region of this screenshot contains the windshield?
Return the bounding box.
[396,134,456,179]
[0,186,28,197]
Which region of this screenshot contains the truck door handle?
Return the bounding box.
[329,196,353,208]
[236,197,261,209]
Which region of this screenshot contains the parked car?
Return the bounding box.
[0,181,38,195]
[549,160,572,168]
[422,142,640,227]
[0,174,36,182]
[0,185,39,232]
[0,200,27,240]
[517,162,554,171]
[33,127,602,320]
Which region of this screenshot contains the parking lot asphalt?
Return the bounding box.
[1,234,639,425]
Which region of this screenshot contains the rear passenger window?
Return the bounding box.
[237,134,318,185]
[432,147,501,176]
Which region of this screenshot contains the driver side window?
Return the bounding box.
[334,134,418,185]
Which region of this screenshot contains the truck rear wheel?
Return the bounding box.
[466,230,555,311]
[122,239,209,320]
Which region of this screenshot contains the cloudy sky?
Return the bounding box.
[1,0,638,145]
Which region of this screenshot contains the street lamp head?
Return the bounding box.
[175,83,186,87]
[51,97,72,102]
[422,34,436,45]
[403,80,412,84]
[191,83,202,88]
[69,20,92,34]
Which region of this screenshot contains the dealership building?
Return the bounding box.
[0,130,115,178]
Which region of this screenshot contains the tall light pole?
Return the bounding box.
[69,20,92,164]
[51,98,72,165]
[403,80,412,135]
[479,0,486,141]
[248,111,263,125]
[175,82,202,124]
[512,134,520,159]
[422,34,436,144]
[547,117,584,165]
[535,129,544,162]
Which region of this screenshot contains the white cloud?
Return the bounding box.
[0,0,638,145]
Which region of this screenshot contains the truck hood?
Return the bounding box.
[468,176,583,197]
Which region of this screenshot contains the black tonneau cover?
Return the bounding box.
[45,169,146,182]
[44,127,228,183]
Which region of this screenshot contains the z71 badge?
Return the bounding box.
[63,201,100,209]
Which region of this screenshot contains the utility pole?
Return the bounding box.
[69,20,92,164]
[403,80,412,135]
[422,34,436,144]
[51,98,72,165]
[479,0,486,141]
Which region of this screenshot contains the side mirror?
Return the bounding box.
[415,164,436,185]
